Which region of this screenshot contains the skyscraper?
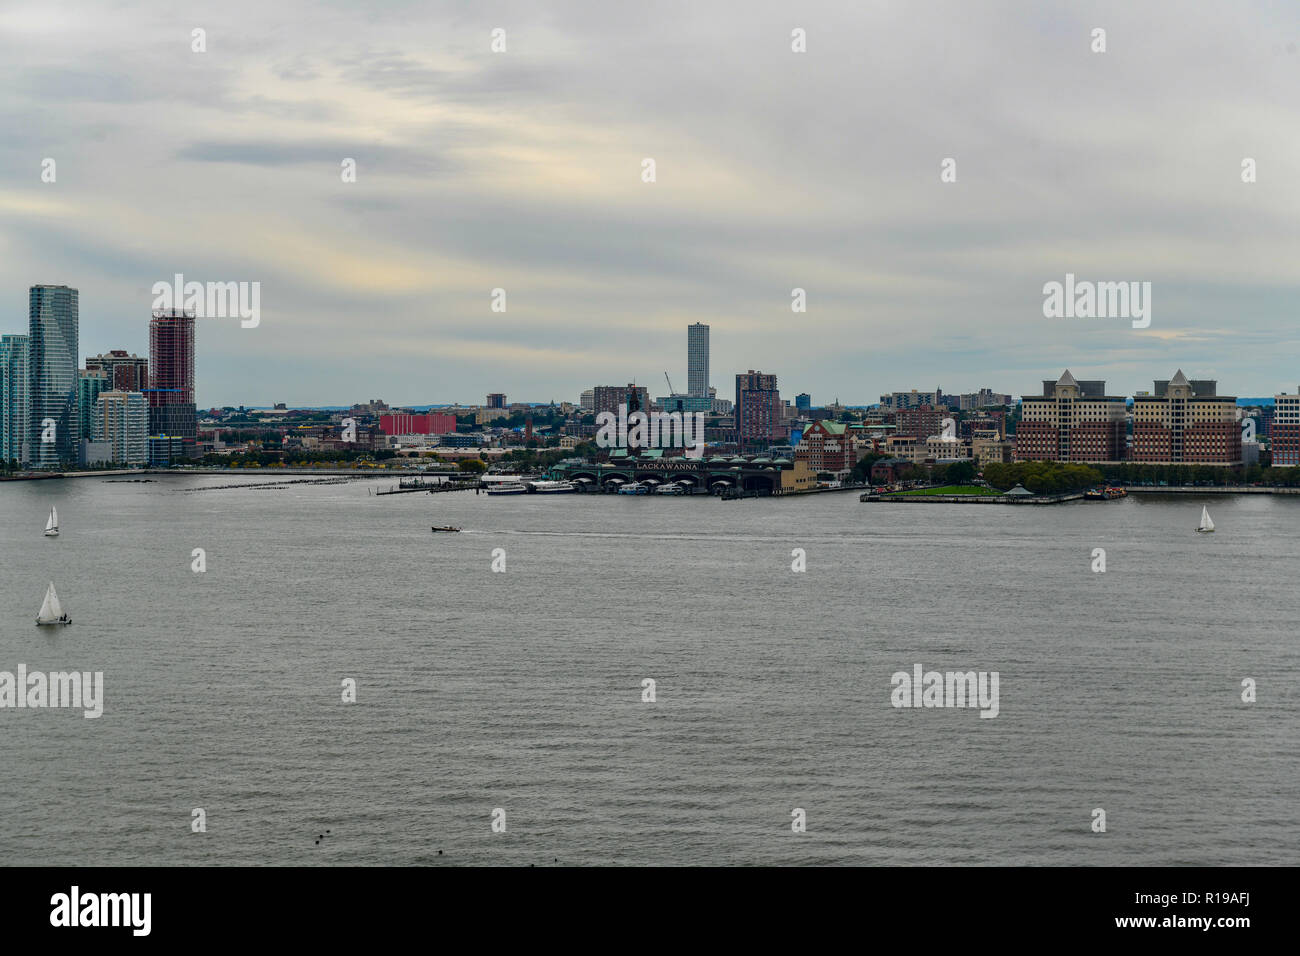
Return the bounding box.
[687,323,709,398]
[735,370,782,452]
[95,391,149,466]
[1,333,29,464]
[28,285,79,467]
[148,309,196,456]
[78,368,109,444]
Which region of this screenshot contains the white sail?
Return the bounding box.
[37,581,64,623]
[46,506,57,531]
[1199,506,1214,532]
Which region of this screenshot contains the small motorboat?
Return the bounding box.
[431,526,462,533]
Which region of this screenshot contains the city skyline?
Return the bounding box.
[2,1,1297,405]
[4,282,1299,415]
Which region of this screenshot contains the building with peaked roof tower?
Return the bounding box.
[1015,370,1127,463]
[1131,370,1240,465]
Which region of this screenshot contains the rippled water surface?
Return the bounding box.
[2,476,1296,865]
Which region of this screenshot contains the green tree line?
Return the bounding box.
[983,461,1102,494]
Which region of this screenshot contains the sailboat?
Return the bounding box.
[43,506,59,537]
[1196,505,1215,533]
[36,581,70,625]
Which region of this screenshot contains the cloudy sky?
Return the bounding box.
[2,0,1297,406]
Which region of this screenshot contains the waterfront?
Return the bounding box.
[2,475,1297,865]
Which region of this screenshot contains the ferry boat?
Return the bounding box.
[529,480,576,494]
[486,481,528,496]
[655,482,687,495]
[617,482,649,495]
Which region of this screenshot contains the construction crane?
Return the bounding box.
[664,371,676,395]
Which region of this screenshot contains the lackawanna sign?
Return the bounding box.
[632,459,709,471]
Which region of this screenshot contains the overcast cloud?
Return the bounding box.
[2,0,1297,406]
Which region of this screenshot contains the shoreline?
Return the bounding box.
[6,469,1300,500]
[862,491,1084,504]
[1,468,399,481]
[862,484,1300,503]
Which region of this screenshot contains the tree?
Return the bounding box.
[944,460,976,484]
[851,452,884,483]
[458,458,487,474]
[982,460,1100,493]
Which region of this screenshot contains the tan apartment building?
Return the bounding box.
[1015,370,1127,463]
[1131,370,1240,465]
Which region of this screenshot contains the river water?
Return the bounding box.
[1,475,1296,865]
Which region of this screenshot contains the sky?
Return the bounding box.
[1,0,1297,407]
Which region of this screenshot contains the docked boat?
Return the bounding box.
[1085,487,1127,500]
[487,482,528,496]
[655,482,686,495]
[36,581,70,626]
[44,506,59,536]
[529,480,576,494]
[617,482,648,495]
[1196,506,1215,533]
[430,526,461,533]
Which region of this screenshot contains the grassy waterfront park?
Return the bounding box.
[887,485,996,496]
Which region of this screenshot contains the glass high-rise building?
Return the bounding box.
[1,333,29,464]
[687,323,709,398]
[28,285,79,468]
[148,309,197,456]
[78,368,109,442]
